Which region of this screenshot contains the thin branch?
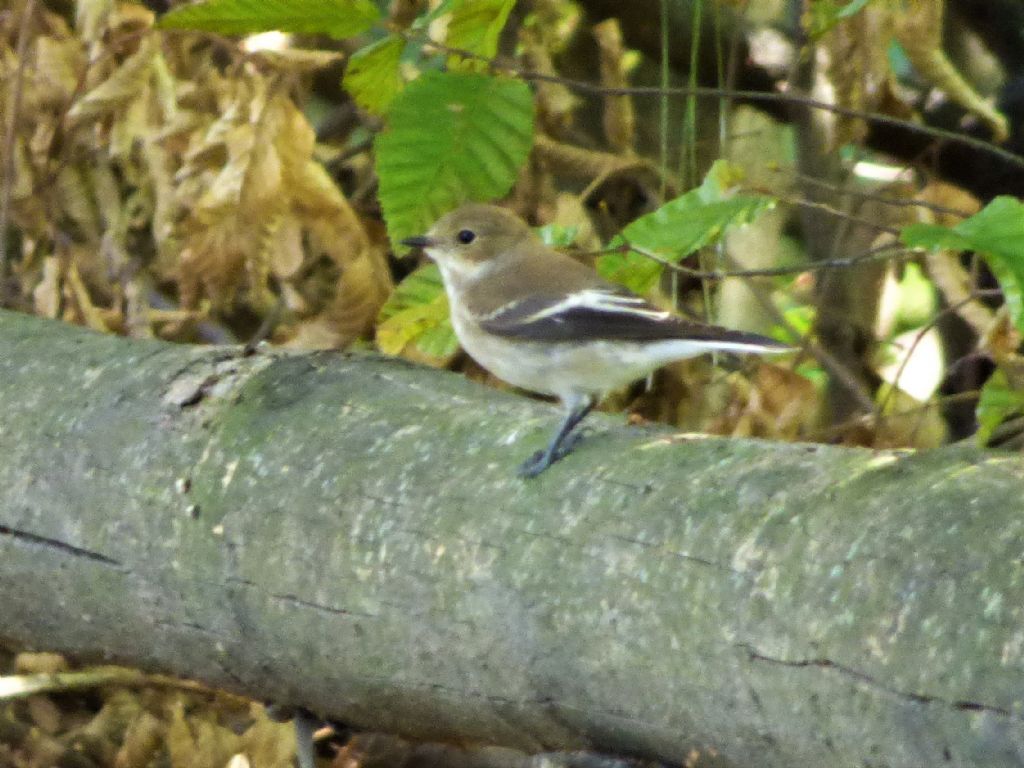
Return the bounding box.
[515,71,1024,173]
[772,193,902,237]
[408,31,1024,174]
[875,288,1001,417]
[785,170,977,220]
[590,240,911,280]
[810,389,982,444]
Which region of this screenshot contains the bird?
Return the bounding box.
[401,203,790,478]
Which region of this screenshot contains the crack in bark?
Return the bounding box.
[739,643,1019,719]
[508,527,575,545]
[269,592,380,619]
[224,577,380,619]
[608,534,740,574]
[0,525,123,568]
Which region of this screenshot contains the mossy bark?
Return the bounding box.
[0,310,1022,768]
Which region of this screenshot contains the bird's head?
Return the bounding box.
[401,204,532,279]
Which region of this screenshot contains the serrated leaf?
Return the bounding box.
[595,248,662,296]
[446,0,516,61]
[157,0,380,39]
[596,160,775,294]
[976,369,1024,445]
[378,263,445,322]
[902,196,1024,333]
[376,263,459,365]
[375,71,534,246]
[343,36,405,116]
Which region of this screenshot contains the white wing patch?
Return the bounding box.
[519,289,671,324]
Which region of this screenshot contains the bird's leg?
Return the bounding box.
[517,396,595,478]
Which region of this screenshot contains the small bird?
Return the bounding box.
[402,203,789,478]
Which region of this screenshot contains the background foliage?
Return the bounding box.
[2,0,1024,760]
[3,0,1023,444]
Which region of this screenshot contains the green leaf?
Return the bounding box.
[837,0,873,18]
[375,71,535,246]
[806,0,875,38]
[901,196,1024,333]
[900,223,973,252]
[536,223,579,248]
[343,35,406,116]
[157,0,380,39]
[596,160,775,294]
[446,0,516,59]
[894,262,937,329]
[976,369,1024,445]
[376,263,459,364]
[595,248,663,296]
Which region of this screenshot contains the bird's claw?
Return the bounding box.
[516,429,586,478]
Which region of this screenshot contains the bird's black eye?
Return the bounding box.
[456,229,476,244]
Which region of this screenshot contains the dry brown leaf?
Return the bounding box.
[752,363,819,439]
[818,4,892,149]
[30,35,84,107]
[237,705,294,768]
[142,138,177,248]
[177,227,252,311]
[114,711,164,768]
[893,0,1009,142]
[56,164,101,240]
[248,47,344,73]
[981,309,1024,367]
[519,25,578,135]
[871,385,948,450]
[267,214,304,280]
[110,88,152,159]
[91,160,123,232]
[240,134,284,213]
[10,137,36,202]
[106,2,156,38]
[33,256,62,318]
[67,36,156,123]
[13,653,69,675]
[196,124,258,217]
[66,262,110,332]
[27,695,62,735]
[166,696,242,768]
[698,364,817,440]
[592,18,635,154]
[76,0,116,44]
[4,6,388,349]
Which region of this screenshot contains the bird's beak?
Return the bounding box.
[400,235,437,249]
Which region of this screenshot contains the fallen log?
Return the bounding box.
[1,310,1022,768]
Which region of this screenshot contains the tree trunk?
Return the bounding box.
[0,310,1022,768]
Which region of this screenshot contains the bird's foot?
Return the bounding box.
[516,429,586,478]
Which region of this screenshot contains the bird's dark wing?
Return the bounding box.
[478,288,784,348]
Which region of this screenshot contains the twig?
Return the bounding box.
[875,288,1001,417]
[785,170,977,220]
[773,193,902,236]
[406,29,1024,174]
[593,240,910,280]
[516,72,1024,174]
